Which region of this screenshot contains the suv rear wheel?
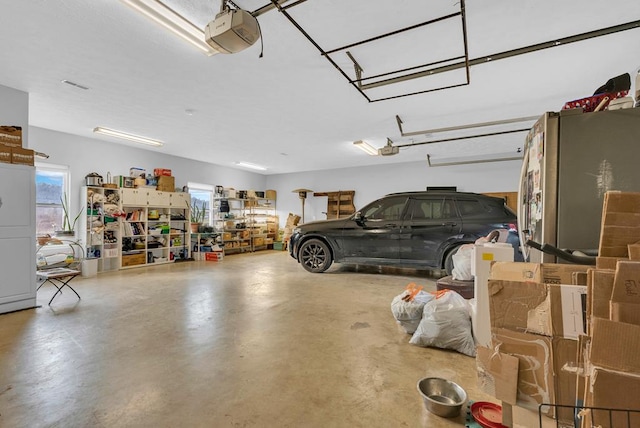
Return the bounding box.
[299,239,333,273]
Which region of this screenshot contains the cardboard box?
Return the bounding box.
[285,213,301,227]
[490,261,589,285]
[253,237,264,247]
[610,261,640,325]
[205,252,220,261]
[629,243,640,260]
[153,168,172,176]
[586,269,615,335]
[0,145,11,164]
[11,147,34,165]
[156,175,175,192]
[584,368,640,428]
[121,252,146,267]
[476,346,519,405]
[598,191,640,258]
[129,167,145,178]
[489,280,587,338]
[491,328,577,422]
[0,126,22,148]
[113,175,134,188]
[596,256,627,270]
[589,318,640,374]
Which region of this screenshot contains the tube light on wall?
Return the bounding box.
[93,127,164,147]
[353,140,378,156]
[120,0,220,56]
[235,161,267,171]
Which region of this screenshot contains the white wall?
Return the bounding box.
[2,83,522,230]
[28,126,267,217]
[0,84,28,143]
[266,160,522,224]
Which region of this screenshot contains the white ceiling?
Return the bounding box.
[1,0,639,174]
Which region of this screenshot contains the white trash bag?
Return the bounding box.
[391,284,434,334]
[451,244,474,280]
[451,230,510,281]
[409,289,476,357]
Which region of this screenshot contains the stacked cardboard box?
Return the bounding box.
[282,213,301,242]
[479,192,640,427]
[580,267,640,426]
[477,262,589,426]
[0,126,34,165]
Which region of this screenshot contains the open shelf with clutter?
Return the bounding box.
[212,189,277,255]
[119,190,191,269]
[80,182,191,271]
[79,186,123,272]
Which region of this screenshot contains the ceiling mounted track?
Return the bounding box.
[427,152,523,167]
[268,0,640,103]
[401,19,640,85]
[394,128,530,149]
[269,0,470,102]
[395,114,539,138]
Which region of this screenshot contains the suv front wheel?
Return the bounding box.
[299,239,333,273]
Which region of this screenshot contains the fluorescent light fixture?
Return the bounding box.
[120,0,220,56]
[235,161,267,171]
[353,140,378,156]
[93,127,164,147]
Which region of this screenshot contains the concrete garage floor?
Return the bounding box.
[0,251,497,427]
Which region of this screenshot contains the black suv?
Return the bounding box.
[289,190,519,273]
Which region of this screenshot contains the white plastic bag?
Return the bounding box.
[391,288,434,334]
[451,244,474,280]
[409,290,476,357]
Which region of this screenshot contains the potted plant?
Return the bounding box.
[55,192,83,237]
[190,200,206,233]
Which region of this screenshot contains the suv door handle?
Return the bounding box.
[384,223,397,228]
[442,222,457,227]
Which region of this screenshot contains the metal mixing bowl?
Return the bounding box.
[417,377,467,418]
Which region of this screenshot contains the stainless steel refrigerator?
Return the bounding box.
[518,108,640,262]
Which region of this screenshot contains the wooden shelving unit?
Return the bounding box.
[314,190,355,219]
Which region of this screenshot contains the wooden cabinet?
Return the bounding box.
[314,190,355,219]
[482,192,518,213]
[0,163,36,313]
[121,188,148,206]
[147,190,171,207]
[170,192,189,208]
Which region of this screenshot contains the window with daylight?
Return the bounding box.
[35,164,70,236]
[188,183,213,225]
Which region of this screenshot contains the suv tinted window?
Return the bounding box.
[456,198,487,217]
[362,196,407,220]
[407,197,457,220]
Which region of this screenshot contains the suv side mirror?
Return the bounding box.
[353,211,365,224]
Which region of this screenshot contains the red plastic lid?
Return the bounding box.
[471,401,507,428]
